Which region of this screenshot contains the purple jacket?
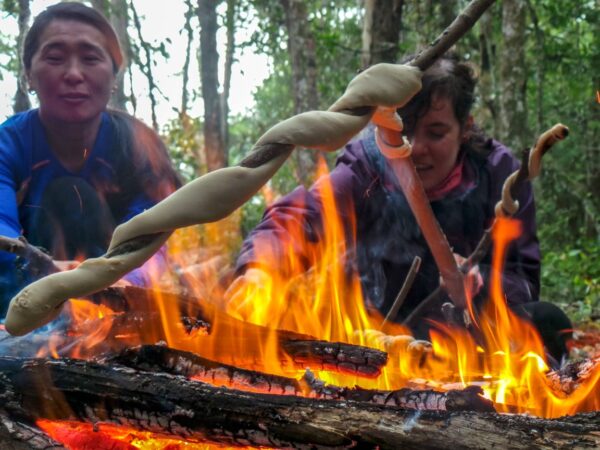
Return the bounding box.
[236,130,540,326]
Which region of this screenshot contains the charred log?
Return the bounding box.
[1,357,599,450]
[0,409,64,450]
[107,344,493,412]
[89,286,388,377]
[106,344,305,396]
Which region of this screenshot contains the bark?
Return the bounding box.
[220,0,236,154]
[104,345,495,412]
[108,0,130,111]
[499,0,529,151]
[478,9,500,136]
[180,0,195,117]
[130,1,159,130]
[89,0,129,111]
[0,357,598,450]
[13,0,31,114]
[0,410,64,450]
[361,0,404,67]
[280,0,320,185]
[198,0,227,171]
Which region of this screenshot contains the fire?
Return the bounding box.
[37,419,247,450]
[35,158,598,447]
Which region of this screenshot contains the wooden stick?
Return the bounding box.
[403,124,569,328]
[0,235,59,277]
[381,256,421,328]
[410,0,497,71]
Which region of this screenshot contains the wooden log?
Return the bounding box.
[107,344,495,412]
[89,286,388,377]
[1,357,599,449]
[0,409,64,450]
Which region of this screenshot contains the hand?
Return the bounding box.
[454,253,484,299]
[223,267,273,313]
[440,253,483,300]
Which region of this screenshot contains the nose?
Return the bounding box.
[410,135,427,158]
[63,59,85,83]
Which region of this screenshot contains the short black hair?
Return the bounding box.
[23,2,123,74]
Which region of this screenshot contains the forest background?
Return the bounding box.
[1,0,598,325]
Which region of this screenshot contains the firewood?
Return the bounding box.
[105,344,305,396]
[0,409,64,450]
[106,344,493,412]
[1,357,599,449]
[90,285,388,377]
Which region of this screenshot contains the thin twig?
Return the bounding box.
[0,236,59,278]
[403,124,569,328]
[381,256,421,329]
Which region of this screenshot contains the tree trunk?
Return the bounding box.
[220,0,236,155]
[198,0,227,171]
[108,0,129,111]
[499,0,529,151]
[13,0,31,114]
[280,0,320,185]
[130,1,159,129]
[361,0,404,67]
[477,9,500,136]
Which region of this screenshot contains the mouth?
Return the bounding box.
[61,94,89,102]
[414,164,433,172]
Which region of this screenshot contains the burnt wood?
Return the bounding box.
[1,357,599,449]
[88,286,388,377]
[106,344,494,412]
[0,409,64,450]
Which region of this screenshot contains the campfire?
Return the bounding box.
[1,1,599,448]
[1,156,599,449]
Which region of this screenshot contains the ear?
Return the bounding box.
[26,72,36,93]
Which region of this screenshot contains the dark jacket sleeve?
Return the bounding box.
[235,139,377,277]
[480,141,541,306]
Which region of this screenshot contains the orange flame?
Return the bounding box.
[37,160,598,448]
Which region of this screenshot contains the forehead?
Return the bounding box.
[420,96,458,124]
[37,19,109,53]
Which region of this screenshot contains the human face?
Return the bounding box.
[408,97,463,191]
[27,19,115,129]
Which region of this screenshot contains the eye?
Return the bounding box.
[83,54,102,64]
[427,131,445,140]
[44,53,64,64]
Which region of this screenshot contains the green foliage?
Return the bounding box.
[541,238,600,323]
[162,116,204,181]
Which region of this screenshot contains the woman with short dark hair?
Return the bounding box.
[231,53,572,365]
[0,2,180,316]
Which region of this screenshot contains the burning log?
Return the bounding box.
[89,285,388,377]
[0,409,65,449]
[106,344,494,412]
[0,285,388,377]
[1,356,599,449]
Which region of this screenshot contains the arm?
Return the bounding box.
[235,139,378,279]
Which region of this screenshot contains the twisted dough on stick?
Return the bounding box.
[5,64,422,336]
[495,123,569,218]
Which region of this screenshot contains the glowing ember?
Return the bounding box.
[37,419,249,450]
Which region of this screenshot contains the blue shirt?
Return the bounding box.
[0,109,176,313]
